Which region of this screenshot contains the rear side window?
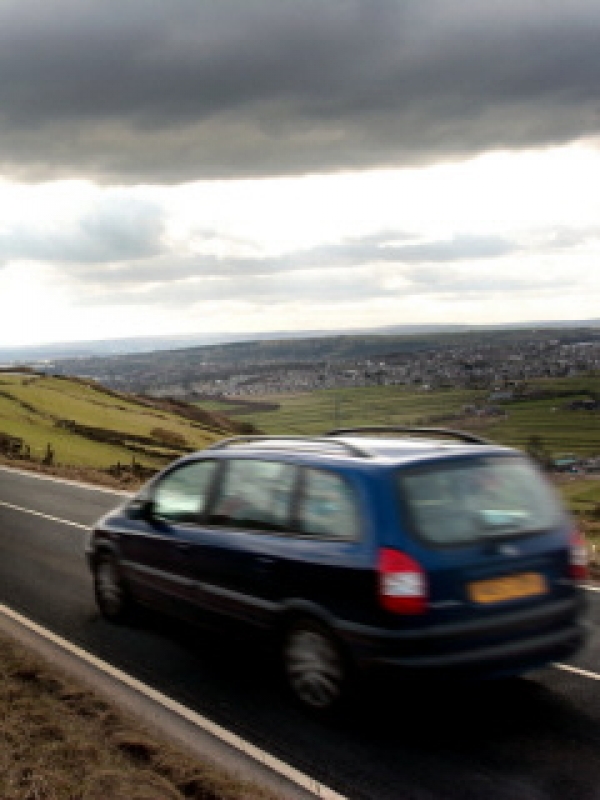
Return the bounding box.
[397,456,564,545]
[298,468,360,540]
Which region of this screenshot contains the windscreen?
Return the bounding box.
[397,455,565,545]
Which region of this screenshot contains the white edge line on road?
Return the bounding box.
[0,464,131,496]
[555,663,600,682]
[0,500,90,531]
[0,603,347,800]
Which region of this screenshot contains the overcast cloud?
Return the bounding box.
[0,1,599,346]
[73,263,565,311]
[0,197,165,263]
[1,230,515,281]
[1,0,599,181]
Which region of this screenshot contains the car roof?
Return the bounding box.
[201,428,514,467]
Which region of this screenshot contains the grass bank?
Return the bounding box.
[558,475,600,567]
[0,630,277,800]
[0,372,253,484]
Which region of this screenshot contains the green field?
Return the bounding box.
[559,476,600,516]
[209,386,487,433]
[0,374,230,470]
[203,375,600,458]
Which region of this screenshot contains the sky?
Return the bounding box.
[1,0,599,347]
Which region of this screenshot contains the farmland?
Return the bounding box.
[205,375,600,458]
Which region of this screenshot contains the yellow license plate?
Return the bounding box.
[468,572,547,604]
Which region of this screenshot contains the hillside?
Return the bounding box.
[0,371,253,485]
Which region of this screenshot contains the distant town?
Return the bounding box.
[23,326,600,401]
[165,338,600,400]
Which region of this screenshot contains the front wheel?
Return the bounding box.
[93,552,131,623]
[283,620,347,712]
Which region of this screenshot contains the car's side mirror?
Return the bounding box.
[127,496,155,521]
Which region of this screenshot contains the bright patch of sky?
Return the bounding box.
[0,142,598,346]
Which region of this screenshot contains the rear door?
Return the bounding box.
[394,454,573,625]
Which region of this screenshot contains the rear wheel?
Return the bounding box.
[93,552,131,623]
[283,619,347,712]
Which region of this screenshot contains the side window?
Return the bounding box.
[298,468,360,540]
[210,459,296,532]
[153,460,217,523]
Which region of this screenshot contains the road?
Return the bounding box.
[1,465,600,800]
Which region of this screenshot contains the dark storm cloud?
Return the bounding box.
[0,0,599,182]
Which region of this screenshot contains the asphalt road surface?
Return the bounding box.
[1,465,600,800]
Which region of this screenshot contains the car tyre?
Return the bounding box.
[93,552,131,623]
[283,619,347,712]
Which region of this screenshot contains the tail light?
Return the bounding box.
[378,548,428,614]
[569,529,588,581]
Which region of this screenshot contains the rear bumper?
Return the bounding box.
[338,592,588,678]
[370,622,587,678]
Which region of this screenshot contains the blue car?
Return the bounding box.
[86,427,588,711]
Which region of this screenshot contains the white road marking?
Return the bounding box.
[555,663,600,682]
[0,500,90,531]
[0,464,131,496]
[0,603,347,800]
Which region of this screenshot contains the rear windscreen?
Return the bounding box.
[396,456,565,545]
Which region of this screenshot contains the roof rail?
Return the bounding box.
[206,435,372,458]
[326,426,490,445]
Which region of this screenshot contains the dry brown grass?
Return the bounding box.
[0,633,280,800]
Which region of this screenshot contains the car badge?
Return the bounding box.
[498,543,519,557]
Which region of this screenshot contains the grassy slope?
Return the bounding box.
[0,374,228,470]
[560,475,600,541]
